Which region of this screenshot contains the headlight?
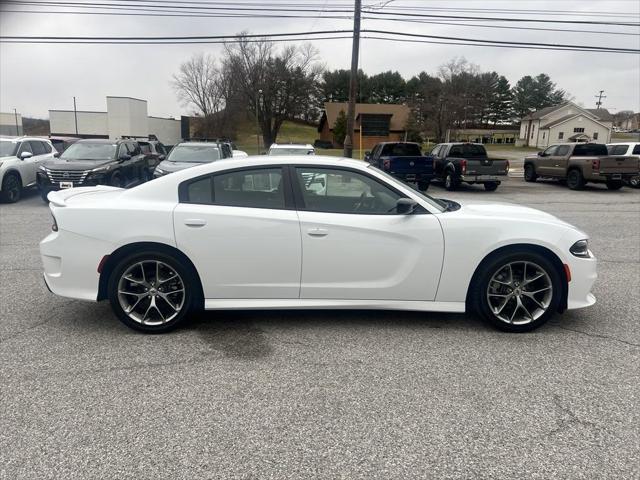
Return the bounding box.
[154,168,165,175]
[91,165,112,174]
[570,239,591,258]
[39,165,47,171]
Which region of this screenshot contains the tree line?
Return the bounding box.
[173,36,568,145]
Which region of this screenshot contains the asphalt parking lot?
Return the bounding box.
[1,179,639,479]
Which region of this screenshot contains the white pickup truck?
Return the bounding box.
[0,136,56,202]
[607,142,640,188]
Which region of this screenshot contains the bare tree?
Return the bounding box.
[223,34,323,147]
[172,53,225,117]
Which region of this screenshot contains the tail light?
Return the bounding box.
[592,159,600,171]
[460,159,467,175]
[382,159,391,171]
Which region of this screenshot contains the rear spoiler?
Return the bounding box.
[47,185,121,207]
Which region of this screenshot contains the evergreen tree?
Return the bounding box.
[332,109,347,146]
[488,75,513,124]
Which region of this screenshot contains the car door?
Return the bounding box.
[430,145,444,176]
[293,166,444,301]
[16,141,37,186]
[550,145,571,177]
[536,145,557,176]
[173,166,302,299]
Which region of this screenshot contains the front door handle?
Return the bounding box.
[307,227,329,237]
[184,218,207,227]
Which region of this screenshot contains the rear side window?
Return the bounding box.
[573,144,608,156]
[29,141,46,155]
[139,143,151,154]
[183,168,285,209]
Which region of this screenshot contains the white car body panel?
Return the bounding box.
[40,156,597,316]
[0,137,55,190]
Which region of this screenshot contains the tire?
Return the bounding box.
[606,180,623,190]
[107,250,196,333]
[484,182,499,192]
[524,164,537,182]
[0,173,22,203]
[40,189,50,203]
[470,250,562,333]
[566,169,585,190]
[418,181,430,191]
[110,172,124,188]
[444,172,458,191]
[629,176,640,188]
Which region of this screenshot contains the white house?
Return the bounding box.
[518,102,613,148]
[49,96,184,145]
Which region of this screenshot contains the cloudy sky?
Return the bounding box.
[1,0,639,119]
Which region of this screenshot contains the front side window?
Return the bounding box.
[29,141,47,155]
[295,167,401,214]
[542,146,557,156]
[18,141,33,155]
[555,145,570,156]
[184,168,285,209]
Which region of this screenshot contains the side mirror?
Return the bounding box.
[537,151,543,156]
[53,152,60,158]
[396,197,418,215]
[20,151,33,160]
[118,154,131,162]
[158,155,166,161]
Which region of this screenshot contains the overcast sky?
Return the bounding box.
[1,0,639,119]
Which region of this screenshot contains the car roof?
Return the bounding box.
[269,143,314,148]
[174,142,221,147]
[75,139,120,144]
[607,142,639,146]
[0,136,52,143]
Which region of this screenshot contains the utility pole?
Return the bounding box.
[13,108,19,135]
[73,96,79,135]
[256,89,262,154]
[343,0,361,158]
[595,90,606,109]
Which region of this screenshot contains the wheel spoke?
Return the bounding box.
[523,273,545,286]
[123,275,146,286]
[158,274,179,285]
[494,296,512,315]
[155,261,160,284]
[526,286,551,295]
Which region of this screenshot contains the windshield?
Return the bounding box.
[61,142,117,161]
[0,141,18,157]
[449,144,487,157]
[167,145,221,163]
[381,143,421,156]
[269,148,314,156]
[368,165,447,212]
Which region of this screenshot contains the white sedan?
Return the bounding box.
[40,156,597,333]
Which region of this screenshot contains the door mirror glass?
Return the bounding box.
[158,155,165,161]
[119,154,131,161]
[395,197,418,215]
[53,152,60,158]
[20,151,33,160]
[537,151,544,156]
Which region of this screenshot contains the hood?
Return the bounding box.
[157,160,204,173]
[43,158,115,171]
[454,200,576,228]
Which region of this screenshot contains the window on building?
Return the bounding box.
[558,132,564,139]
[542,132,546,139]
[593,132,599,140]
[360,114,391,137]
[530,125,535,139]
[573,127,585,133]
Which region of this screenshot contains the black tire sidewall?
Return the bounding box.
[445,172,457,191]
[474,251,562,333]
[107,250,195,333]
[1,173,21,203]
[484,182,498,191]
[567,169,584,190]
[524,164,536,182]
[110,173,123,188]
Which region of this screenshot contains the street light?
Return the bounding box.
[256,89,262,154]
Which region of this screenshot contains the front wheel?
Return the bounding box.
[107,251,195,333]
[472,251,562,332]
[524,164,537,182]
[606,180,623,190]
[0,173,22,203]
[484,182,499,191]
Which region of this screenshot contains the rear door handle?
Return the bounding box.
[184,218,207,227]
[307,227,329,237]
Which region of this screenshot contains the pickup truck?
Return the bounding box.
[524,142,639,190]
[429,143,509,191]
[364,142,434,191]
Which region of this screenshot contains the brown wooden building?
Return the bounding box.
[318,102,410,150]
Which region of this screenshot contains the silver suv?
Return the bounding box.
[0,136,56,202]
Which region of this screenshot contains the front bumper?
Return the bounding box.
[37,171,109,193]
[566,253,598,310]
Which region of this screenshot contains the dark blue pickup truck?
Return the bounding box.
[364,142,434,191]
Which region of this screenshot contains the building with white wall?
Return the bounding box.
[0,111,23,136]
[518,102,613,148]
[49,96,183,145]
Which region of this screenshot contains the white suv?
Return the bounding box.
[267,143,315,156]
[0,136,56,202]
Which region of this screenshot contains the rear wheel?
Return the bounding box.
[484,182,498,191]
[566,169,585,190]
[0,173,21,203]
[110,172,123,188]
[524,164,537,182]
[629,176,640,188]
[107,251,195,333]
[444,172,458,191]
[471,250,562,332]
[606,180,623,190]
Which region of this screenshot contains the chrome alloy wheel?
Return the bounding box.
[486,261,553,325]
[117,260,185,325]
